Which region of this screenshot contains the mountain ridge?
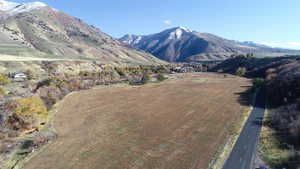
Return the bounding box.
[0,0,164,65]
[120,27,300,62]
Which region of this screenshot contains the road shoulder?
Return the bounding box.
[207,91,256,169]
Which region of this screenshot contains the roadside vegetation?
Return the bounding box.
[211,54,300,168]
[260,59,300,169]
[260,105,300,169]
[252,78,265,91]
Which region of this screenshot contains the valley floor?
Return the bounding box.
[21,73,251,169]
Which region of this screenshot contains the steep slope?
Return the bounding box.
[0,0,163,65]
[210,55,300,77]
[120,27,300,62]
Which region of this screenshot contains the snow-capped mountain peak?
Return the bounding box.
[177,26,192,32]
[0,0,47,15]
[167,26,192,40]
[120,34,143,45]
[0,0,19,11]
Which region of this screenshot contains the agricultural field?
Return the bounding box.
[22,73,251,169]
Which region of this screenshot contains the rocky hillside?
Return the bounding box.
[0,0,164,65]
[120,27,300,62]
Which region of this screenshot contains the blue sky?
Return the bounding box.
[12,0,300,49]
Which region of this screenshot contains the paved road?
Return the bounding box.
[223,89,266,169]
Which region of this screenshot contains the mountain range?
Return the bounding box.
[0,0,299,65]
[120,27,300,62]
[0,0,163,65]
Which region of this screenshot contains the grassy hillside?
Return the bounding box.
[0,7,164,65]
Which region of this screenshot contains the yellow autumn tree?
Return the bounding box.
[0,87,5,96]
[0,75,10,85]
[236,67,247,77]
[13,96,48,128]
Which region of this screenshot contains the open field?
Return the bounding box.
[22,73,251,169]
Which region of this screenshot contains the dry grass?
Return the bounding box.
[259,123,291,166]
[258,109,297,168]
[22,73,251,169]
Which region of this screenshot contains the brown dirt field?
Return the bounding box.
[22,73,251,169]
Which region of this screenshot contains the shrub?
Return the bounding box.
[115,67,126,76]
[51,77,67,88]
[37,78,53,88]
[154,65,168,73]
[246,53,254,58]
[7,113,27,131]
[290,118,300,143]
[252,78,265,89]
[0,87,5,96]
[103,65,113,71]
[236,67,247,76]
[25,70,35,80]
[10,96,48,129]
[0,75,10,85]
[79,71,91,77]
[141,73,151,84]
[76,47,83,53]
[0,132,5,141]
[37,77,67,89]
[157,73,167,82]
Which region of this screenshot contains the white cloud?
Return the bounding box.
[164,20,172,25]
[259,42,300,50]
